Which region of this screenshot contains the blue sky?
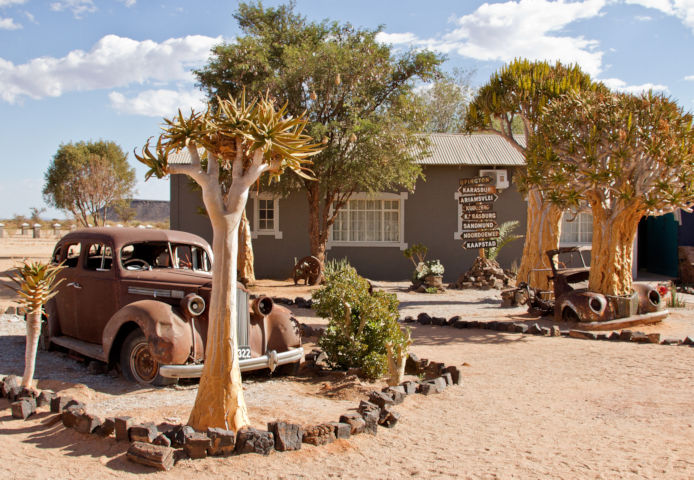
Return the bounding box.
[0,0,692,220]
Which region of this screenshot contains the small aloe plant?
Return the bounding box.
[8,261,65,388]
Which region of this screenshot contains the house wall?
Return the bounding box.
[171,165,528,282]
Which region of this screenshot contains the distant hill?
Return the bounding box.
[104,199,170,223]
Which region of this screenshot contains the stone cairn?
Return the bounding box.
[449,256,515,290]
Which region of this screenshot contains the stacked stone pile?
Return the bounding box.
[449,256,515,290]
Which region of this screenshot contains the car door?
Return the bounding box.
[53,241,83,338]
[75,241,119,344]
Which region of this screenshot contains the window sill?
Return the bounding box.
[251,231,283,240]
[327,241,407,250]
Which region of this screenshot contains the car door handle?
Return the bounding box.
[67,282,82,290]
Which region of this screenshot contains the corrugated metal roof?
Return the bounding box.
[415,133,526,166]
[165,133,527,167]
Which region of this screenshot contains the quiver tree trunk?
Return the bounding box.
[21,311,42,388]
[187,214,250,432]
[588,205,642,297]
[516,189,563,291]
[237,210,255,286]
[307,185,328,284]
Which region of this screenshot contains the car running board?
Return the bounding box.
[51,336,107,362]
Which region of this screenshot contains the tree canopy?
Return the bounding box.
[195,1,443,270]
[465,59,602,290]
[528,90,694,295]
[417,68,474,133]
[43,140,135,227]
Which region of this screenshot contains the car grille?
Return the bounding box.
[236,287,250,348]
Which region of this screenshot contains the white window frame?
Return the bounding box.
[250,193,282,240]
[327,192,408,250]
[560,211,593,246]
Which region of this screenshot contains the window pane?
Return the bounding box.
[333,197,401,243]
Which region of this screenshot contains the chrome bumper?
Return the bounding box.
[158,347,304,379]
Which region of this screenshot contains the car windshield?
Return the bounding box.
[120,242,211,272]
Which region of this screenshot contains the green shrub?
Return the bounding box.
[313,263,408,380]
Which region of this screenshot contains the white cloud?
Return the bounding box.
[0,34,221,104]
[625,0,694,32]
[375,0,608,77]
[602,77,669,93]
[120,0,136,6]
[685,75,694,80]
[50,0,96,19]
[0,0,27,6]
[109,88,207,117]
[375,32,418,45]
[0,15,20,29]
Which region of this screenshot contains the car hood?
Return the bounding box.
[120,268,213,289]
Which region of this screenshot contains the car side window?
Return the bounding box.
[85,243,113,271]
[64,243,81,268]
[51,245,62,265]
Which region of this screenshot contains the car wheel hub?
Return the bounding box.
[130,342,158,383]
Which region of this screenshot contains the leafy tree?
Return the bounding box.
[8,261,64,388]
[136,93,323,431]
[466,59,602,290]
[43,141,135,227]
[195,2,442,280]
[527,90,694,296]
[418,68,474,133]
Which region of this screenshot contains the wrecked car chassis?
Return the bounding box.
[515,247,668,329]
[44,228,303,385]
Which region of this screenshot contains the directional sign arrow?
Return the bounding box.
[460,229,501,240]
[461,211,498,221]
[462,239,498,249]
[459,176,492,187]
[458,185,497,195]
[461,202,494,213]
[459,193,498,204]
[462,221,498,230]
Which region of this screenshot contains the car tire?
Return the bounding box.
[120,330,176,386]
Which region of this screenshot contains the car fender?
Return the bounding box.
[555,291,609,323]
[102,300,198,365]
[632,283,664,314]
[264,304,301,352]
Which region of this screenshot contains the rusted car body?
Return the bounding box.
[547,247,668,329]
[44,228,303,384]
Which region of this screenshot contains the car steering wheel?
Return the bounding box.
[123,258,151,270]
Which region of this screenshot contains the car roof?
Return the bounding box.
[58,227,211,250]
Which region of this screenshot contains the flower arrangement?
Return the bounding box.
[414,259,444,280]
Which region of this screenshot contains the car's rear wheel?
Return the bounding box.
[120,330,176,386]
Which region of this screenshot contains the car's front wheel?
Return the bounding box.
[120,330,176,386]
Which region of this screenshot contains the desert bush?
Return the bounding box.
[313,262,409,381]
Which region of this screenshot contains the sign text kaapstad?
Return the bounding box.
[463,239,498,249]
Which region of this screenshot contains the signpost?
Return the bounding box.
[458,176,501,252]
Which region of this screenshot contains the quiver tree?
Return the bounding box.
[195,2,442,280]
[466,59,601,290]
[135,93,323,431]
[528,90,694,296]
[8,261,64,388]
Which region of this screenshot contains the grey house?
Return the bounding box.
[170,133,529,282]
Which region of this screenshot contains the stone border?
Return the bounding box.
[403,312,694,347]
[0,357,461,472]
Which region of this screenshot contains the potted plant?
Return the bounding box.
[404,243,444,291]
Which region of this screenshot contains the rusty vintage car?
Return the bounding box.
[42,227,303,385]
[546,247,668,329]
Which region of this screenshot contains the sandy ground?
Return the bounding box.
[0,238,693,479]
